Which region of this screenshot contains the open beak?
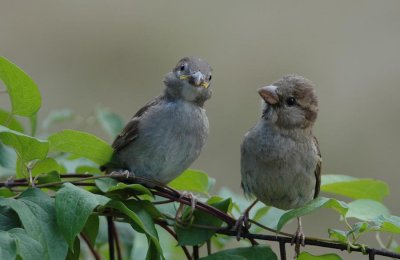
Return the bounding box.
[258,85,279,105]
[179,71,209,88]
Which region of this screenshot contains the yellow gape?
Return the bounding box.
[179,75,209,88]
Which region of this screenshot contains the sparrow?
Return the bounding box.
[240,75,321,255]
[101,57,212,184]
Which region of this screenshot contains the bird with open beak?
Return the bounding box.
[240,74,322,256]
[101,57,213,184]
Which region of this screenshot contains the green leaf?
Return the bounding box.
[95,178,153,197]
[95,177,153,197]
[0,188,68,260]
[75,165,101,174]
[351,221,370,234]
[277,197,348,232]
[32,158,61,176]
[55,183,110,248]
[0,109,24,132]
[125,200,159,239]
[48,129,113,165]
[0,188,15,198]
[30,113,38,136]
[0,230,17,260]
[108,200,163,259]
[9,228,44,260]
[96,107,124,138]
[298,252,342,260]
[66,237,80,260]
[0,125,49,162]
[108,183,153,197]
[15,157,27,178]
[0,56,41,116]
[95,177,119,192]
[321,174,356,185]
[373,215,400,233]
[82,215,99,245]
[36,171,62,185]
[200,245,277,260]
[257,206,287,230]
[0,142,16,169]
[0,206,21,230]
[175,197,231,246]
[346,199,390,221]
[42,109,74,129]
[253,206,270,222]
[321,175,389,201]
[169,169,210,194]
[328,229,348,243]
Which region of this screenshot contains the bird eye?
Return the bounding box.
[286,97,296,106]
[179,65,186,71]
[208,75,212,81]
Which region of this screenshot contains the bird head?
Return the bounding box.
[258,75,318,129]
[164,57,212,106]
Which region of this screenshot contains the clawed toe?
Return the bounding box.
[122,170,132,179]
[109,170,134,178]
[233,213,251,241]
[175,191,198,224]
[291,217,305,257]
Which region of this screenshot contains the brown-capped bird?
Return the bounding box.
[240,75,321,256]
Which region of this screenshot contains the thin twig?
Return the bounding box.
[152,199,175,205]
[157,220,192,260]
[60,173,95,178]
[107,216,115,260]
[206,240,211,256]
[193,245,199,260]
[217,229,400,259]
[111,220,122,260]
[80,232,101,260]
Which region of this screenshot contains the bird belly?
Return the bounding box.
[249,163,316,210]
[241,128,318,210]
[119,102,208,184]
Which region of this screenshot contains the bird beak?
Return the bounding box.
[258,85,279,105]
[179,71,209,88]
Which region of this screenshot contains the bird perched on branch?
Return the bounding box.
[240,75,321,256]
[101,57,213,184]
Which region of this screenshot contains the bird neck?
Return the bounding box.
[264,120,313,140]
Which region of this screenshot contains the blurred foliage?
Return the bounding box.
[0,57,399,259]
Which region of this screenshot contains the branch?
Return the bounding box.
[218,229,400,259]
[1,173,399,259]
[157,220,192,260]
[80,232,101,260]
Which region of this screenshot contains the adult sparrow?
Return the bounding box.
[240,75,321,255]
[101,57,212,184]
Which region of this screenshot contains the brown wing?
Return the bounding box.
[112,96,163,152]
[313,135,322,198]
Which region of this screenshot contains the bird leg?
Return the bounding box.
[291,217,305,257]
[233,199,258,241]
[175,191,197,225]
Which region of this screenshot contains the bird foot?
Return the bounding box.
[175,191,198,224]
[233,212,251,241]
[109,170,135,178]
[4,176,15,188]
[291,225,305,257]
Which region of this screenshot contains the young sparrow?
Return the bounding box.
[240,75,321,255]
[101,57,212,184]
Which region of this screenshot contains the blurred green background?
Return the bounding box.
[1,1,399,258]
